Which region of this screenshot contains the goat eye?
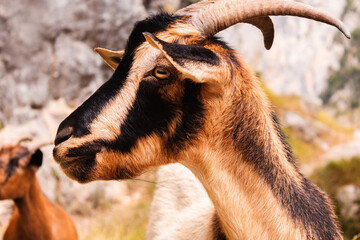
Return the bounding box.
[153,67,170,80]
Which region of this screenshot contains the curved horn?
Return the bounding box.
[16,137,33,145]
[178,0,350,44]
[30,141,53,152]
[177,0,275,49]
[244,17,274,50]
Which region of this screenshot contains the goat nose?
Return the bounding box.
[55,126,73,146]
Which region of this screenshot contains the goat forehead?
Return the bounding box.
[0,146,28,163]
[0,146,29,184]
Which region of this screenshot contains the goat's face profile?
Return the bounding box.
[53,0,350,183]
[53,14,219,182]
[0,144,43,200]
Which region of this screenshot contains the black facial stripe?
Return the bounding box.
[3,152,29,184]
[158,39,220,66]
[57,13,180,139]
[105,80,177,153]
[97,80,204,155]
[231,104,339,238]
[4,162,15,184]
[66,142,102,158]
[68,81,204,159]
[166,80,204,152]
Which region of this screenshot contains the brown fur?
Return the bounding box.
[53,13,343,240]
[0,144,78,240]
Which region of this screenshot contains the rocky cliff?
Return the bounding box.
[0,0,147,125]
[1,0,359,126]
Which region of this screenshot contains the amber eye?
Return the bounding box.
[154,67,171,80]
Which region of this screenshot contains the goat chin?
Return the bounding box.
[147,164,215,240]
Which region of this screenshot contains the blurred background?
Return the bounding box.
[0,0,359,239]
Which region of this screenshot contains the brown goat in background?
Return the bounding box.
[53,0,350,239]
[0,141,78,240]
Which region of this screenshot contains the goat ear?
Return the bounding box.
[143,32,220,83]
[29,149,43,169]
[95,47,124,70]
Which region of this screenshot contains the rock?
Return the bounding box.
[328,86,354,112]
[337,185,360,218]
[283,111,319,142]
[146,0,182,13]
[0,116,51,145]
[0,0,147,125]
[51,34,100,104]
[322,138,360,162]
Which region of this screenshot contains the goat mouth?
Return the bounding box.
[53,147,94,167]
[58,155,93,169]
[56,154,96,183]
[53,142,101,163]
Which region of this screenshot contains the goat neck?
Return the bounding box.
[6,175,52,239]
[180,61,341,239]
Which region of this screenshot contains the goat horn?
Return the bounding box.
[178,0,350,44]
[30,141,53,152]
[16,137,33,145]
[177,0,275,49]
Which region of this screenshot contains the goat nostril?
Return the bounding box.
[55,127,73,146]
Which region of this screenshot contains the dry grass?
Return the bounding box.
[310,157,360,240]
[77,175,156,240]
[80,200,150,240]
[316,110,354,134]
[282,127,319,164]
[260,81,305,117]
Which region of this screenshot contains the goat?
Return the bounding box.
[53,0,350,239]
[0,140,78,240]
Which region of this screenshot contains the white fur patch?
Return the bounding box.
[147,164,215,240]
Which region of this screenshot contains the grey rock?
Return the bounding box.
[146,0,182,13]
[0,0,146,125]
[337,185,360,218]
[283,111,319,142]
[51,34,100,103]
